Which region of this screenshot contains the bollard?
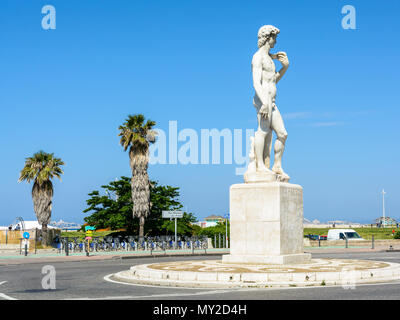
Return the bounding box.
[372,235,374,249]
[24,242,28,256]
[345,237,348,249]
[318,235,321,247]
[86,239,89,257]
[219,233,221,248]
[191,241,194,255]
[65,238,69,256]
[214,234,216,249]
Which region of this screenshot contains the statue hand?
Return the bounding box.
[277,51,289,68]
[260,104,272,120]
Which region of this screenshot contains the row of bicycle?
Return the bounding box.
[57,236,208,253]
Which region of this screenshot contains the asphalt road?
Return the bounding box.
[1,251,400,300]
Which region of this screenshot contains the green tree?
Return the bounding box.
[83,176,198,236]
[198,220,230,247]
[83,177,135,231]
[118,114,157,239]
[18,151,64,246]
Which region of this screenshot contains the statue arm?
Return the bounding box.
[275,52,289,83]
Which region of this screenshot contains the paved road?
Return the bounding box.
[1,251,400,300]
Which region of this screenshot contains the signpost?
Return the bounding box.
[162,211,183,249]
[23,232,30,256]
[85,226,95,256]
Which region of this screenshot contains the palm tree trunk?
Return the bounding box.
[139,216,145,239]
[42,223,48,246]
[129,148,150,240]
[32,181,53,247]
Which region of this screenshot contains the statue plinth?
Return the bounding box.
[222,182,311,265]
[244,170,290,183]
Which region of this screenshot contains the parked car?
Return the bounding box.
[327,229,363,241]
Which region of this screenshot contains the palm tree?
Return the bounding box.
[118,114,156,239]
[18,151,64,246]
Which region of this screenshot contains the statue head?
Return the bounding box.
[257,25,280,49]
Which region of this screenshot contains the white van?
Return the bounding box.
[327,229,363,241]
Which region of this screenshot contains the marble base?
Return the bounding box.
[222,253,311,265]
[224,181,310,265]
[244,171,289,183]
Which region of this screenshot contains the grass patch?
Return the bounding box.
[304,227,398,240]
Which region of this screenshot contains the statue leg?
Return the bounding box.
[263,131,273,169]
[255,112,274,173]
[270,107,290,179]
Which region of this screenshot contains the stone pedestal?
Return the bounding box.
[222,182,311,265]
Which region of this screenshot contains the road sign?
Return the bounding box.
[85,230,93,238]
[162,211,183,218]
[85,226,95,242]
[224,214,230,219]
[23,232,30,239]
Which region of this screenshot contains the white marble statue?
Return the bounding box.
[245,25,290,183]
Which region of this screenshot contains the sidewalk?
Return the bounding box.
[0,248,230,265]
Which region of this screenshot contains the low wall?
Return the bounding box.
[0,229,61,251]
[305,239,400,248]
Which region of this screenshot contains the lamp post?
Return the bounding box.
[382,189,386,227]
[224,213,230,249]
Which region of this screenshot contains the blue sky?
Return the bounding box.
[0,0,399,225]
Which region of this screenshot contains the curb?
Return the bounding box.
[113,252,229,260]
[0,250,230,265]
[111,258,400,289]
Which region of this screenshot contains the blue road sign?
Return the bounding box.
[23,232,30,239]
[224,214,230,219]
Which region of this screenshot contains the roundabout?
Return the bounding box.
[110,258,400,288]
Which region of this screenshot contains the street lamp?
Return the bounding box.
[382,189,386,227]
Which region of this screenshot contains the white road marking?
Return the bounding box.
[0,281,18,300]
[69,280,400,300]
[104,273,400,292]
[103,273,214,290]
[0,293,17,300]
[69,289,234,300]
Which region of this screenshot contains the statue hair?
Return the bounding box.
[257,25,280,48]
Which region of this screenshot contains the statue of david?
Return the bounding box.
[246,25,290,182]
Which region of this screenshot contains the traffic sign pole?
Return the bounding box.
[22,232,30,256]
[175,217,177,250]
[162,211,183,250]
[225,218,228,248]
